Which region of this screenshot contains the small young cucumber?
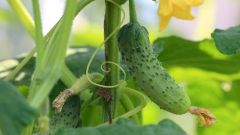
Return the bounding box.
[117,22,191,114]
[49,96,80,134]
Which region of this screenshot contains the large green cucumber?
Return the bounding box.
[117,22,191,114]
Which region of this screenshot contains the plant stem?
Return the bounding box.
[29,0,77,108]
[129,0,138,23]
[32,0,43,53]
[104,0,121,121]
[120,94,141,124]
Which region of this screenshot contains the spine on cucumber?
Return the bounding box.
[117,22,191,114]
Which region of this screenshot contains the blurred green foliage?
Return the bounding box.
[0,9,11,22]
[0,79,37,135]
[55,119,187,135]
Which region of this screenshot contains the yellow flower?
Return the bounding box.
[158,0,203,31]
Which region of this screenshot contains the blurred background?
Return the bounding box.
[1,0,240,135]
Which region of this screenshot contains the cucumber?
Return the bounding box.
[117,22,191,114]
[49,95,80,134]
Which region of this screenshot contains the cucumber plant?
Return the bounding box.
[0,0,217,135]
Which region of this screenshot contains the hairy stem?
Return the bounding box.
[104,0,121,122]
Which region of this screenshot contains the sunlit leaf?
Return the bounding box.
[212,25,240,55]
[153,36,240,74]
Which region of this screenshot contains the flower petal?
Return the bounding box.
[158,0,173,16]
[159,16,171,31]
[185,0,203,6]
[172,0,189,10]
[172,5,194,20]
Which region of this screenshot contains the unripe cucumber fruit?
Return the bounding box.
[117,22,191,114]
[49,96,80,134]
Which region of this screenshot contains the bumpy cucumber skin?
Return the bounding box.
[49,96,80,134]
[117,23,191,114]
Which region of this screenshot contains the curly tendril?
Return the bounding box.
[86,0,126,88]
[101,62,126,77]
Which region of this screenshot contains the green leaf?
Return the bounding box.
[211,25,240,55]
[65,47,104,76]
[153,36,240,74]
[0,79,37,135]
[54,119,186,135]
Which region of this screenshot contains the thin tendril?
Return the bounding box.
[100,62,110,73]
[101,61,126,79]
[86,0,126,88]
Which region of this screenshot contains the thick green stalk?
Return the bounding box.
[22,2,45,135]
[129,0,138,23]
[22,1,77,133]
[104,0,121,121]
[32,0,43,51]
[29,0,77,108]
